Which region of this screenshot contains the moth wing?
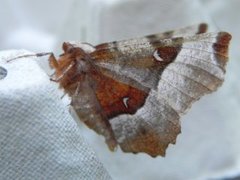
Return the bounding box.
[95,23,208,51]
[89,27,231,157]
[70,75,118,150]
[92,24,209,93]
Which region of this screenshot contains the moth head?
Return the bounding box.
[60,42,95,65]
[61,42,89,61]
[50,42,96,94]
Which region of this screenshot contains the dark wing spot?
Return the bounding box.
[197,23,208,34]
[155,46,181,63]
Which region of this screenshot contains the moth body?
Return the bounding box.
[48,23,231,157]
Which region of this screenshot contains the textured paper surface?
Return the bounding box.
[0,50,111,180]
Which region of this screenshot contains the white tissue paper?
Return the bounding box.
[0,50,111,180]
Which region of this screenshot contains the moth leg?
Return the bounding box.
[49,53,59,69]
[50,60,76,82]
[60,92,67,99]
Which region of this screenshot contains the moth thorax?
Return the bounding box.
[67,41,96,53]
[77,58,91,73]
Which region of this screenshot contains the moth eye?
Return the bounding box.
[0,66,7,80]
[153,49,163,61]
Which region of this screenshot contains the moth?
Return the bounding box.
[10,23,231,157]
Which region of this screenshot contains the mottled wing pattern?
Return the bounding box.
[92,23,208,93]
[88,26,231,156]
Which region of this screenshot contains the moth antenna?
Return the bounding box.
[7,52,53,62]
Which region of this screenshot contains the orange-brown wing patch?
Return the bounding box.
[213,32,232,62]
[91,70,149,119]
